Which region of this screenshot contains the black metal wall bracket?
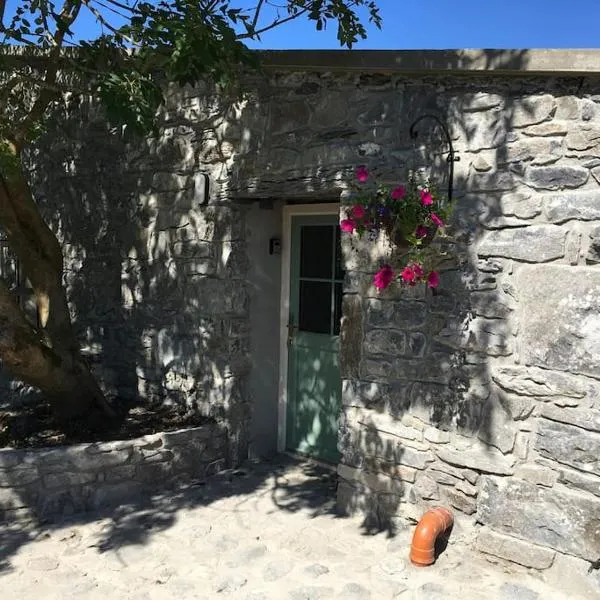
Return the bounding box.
[409,114,460,204]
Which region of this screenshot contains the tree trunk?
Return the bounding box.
[0,148,116,430]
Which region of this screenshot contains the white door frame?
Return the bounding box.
[277,202,341,452]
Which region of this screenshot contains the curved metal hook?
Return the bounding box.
[409,114,459,204]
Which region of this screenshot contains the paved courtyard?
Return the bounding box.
[0,458,598,599]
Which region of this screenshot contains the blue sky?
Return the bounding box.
[4,0,600,49]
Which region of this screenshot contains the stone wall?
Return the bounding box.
[0,424,226,522]
[329,77,600,570]
[8,52,600,567]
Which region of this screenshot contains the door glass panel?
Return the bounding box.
[299,280,332,334]
[300,225,333,279]
[333,282,343,335]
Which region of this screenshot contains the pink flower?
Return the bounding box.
[355,166,369,183]
[374,265,394,290]
[430,212,445,228]
[412,263,424,280]
[401,266,415,284]
[427,271,440,289]
[340,219,355,233]
[391,185,406,200]
[351,205,366,220]
[415,225,428,239]
[420,189,433,206]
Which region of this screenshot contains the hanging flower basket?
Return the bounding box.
[340,166,452,291]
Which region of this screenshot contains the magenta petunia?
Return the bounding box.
[430,212,444,228]
[427,271,440,288]
[391,185,406,200]
[401,266,415,284]
[374,265,394,290]
[351,205,366,220]
[415,225,428,239]
[340,219,356,233]
[412,263,424,280]
[355,166,369,183]
[420,189,433,206]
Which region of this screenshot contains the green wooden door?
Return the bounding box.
[286,214,344,463]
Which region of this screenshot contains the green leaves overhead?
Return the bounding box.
[0,1,382,138]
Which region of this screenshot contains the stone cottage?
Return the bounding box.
[7,49,600,571]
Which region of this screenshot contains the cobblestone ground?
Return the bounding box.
[0,458,597,599]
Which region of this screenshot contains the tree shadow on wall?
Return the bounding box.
[23,90,254,437]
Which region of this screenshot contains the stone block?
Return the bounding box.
[516,266,600,379]
[540,405,600,433]
[0,487,29,510]
[428,462,470,482]
[555,96,580,120]
[407,332,427,357]
[476,528,556,569]
[411,474,439,501]
[456,479,478,497]
[558,468,600,498]
[469,171,516,192]
[356,410,422,442]
[586,225,600,263]
[338,463,404,496]
[437,316,511,357]
[365,299,427,330]
[340,295,362,379]
[511,95,555,127]
[0,450,24,469]
[361,458,418,483]
[522,122,568,137]
[542,191,600,223]
[65,448,132,471]
[477,476,600,561]
[40,488,88,517]
[364,330,406,357]
[524,165,589,190]
[470,291,512,319]
[423,427,450,444]
[44,472,97,490]
[491,365,588,398]
[514,464,558,487]
[452,110,507,151]
[437,446,515,475]
[459,92,504,112]
[90,482,145,510]
[535,419,600,475]
[477,226,566,262]
[566,127,600,150]
[0,467,39,487]
[478,392,517,454]
[499,193,541,219]
[104,465,137,483]
[441,487,477,514]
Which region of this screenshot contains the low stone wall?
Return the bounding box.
[0,423,227,523]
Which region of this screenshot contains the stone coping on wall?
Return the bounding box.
[0,423,227,523]
[260,49,600,76]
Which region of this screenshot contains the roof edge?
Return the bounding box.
[258,49,600,76]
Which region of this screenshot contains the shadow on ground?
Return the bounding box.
[0,455,347,574]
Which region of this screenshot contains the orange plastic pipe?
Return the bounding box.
[409,507,454,567]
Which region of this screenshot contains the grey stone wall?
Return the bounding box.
[7,56,600,567]
[0,424,226,523]
[328,77,600,570]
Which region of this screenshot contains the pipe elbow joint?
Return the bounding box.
[409,507,454,566]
